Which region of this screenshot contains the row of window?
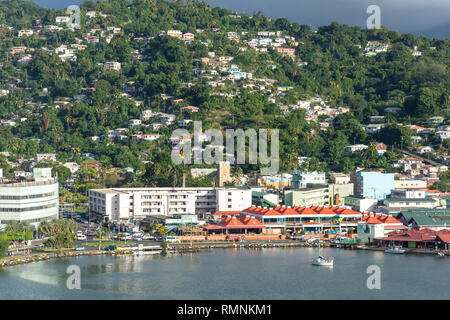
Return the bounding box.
[0,192,56,200]
[0,214,58,224]
[0,203,57,213]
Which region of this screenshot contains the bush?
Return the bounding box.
[0,239,10,258]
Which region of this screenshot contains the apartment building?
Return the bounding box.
[89,187,251,221]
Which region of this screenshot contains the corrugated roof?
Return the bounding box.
[398,209,450,226]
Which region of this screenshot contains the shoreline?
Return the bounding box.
[1,241,446,268]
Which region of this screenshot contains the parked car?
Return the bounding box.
[77,235,87,241]
[104,245,117,251]
[307,237,319,243]
[75,246,85,251]
[165,236,181,243]
[142,234,155,240]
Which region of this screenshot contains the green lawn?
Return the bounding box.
[84,241,136,247]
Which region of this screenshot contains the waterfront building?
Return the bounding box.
[354,171,394,200]
[236,205,362,234]
[204,215,266,236]
[141,214,198,231]
[0,168,58,231]
[89,187,252,221]
[357,213,405,243]
[396,209,450,231]
[374,228,450,249]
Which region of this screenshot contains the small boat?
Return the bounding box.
[312,255,334,266]
[312,240,334,266]
[437,252,445,257]
[385,247,405,254]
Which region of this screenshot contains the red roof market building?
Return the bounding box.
[211,211,241,219]
[204,215,266,235]
[375,228,450,249]
[212,205,363,234]
[361,213,406,231]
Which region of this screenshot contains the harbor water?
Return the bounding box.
[1,247,449,299]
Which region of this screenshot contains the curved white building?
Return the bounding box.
[0,175,59,230]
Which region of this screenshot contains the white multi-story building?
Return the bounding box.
[216,188,251,211]
[55,16,70,24]
[344,196,378,213]
[89,187,252,221]
[393,179,427,190]
[292,170,326,188]
[104,61,121,72]
[166,30,182,38]
[0,168,59,230]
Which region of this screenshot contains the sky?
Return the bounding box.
[30,0,450,38]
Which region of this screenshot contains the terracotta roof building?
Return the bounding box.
[213,205,362,234]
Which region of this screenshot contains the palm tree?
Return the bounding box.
[97,227,108,250]
[38,220,52,237]
[5,221,21,233]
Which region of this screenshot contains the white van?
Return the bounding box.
[165,236,181,243]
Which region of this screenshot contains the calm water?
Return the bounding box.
[1,247,450,299]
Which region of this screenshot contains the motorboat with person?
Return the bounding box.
[384,246,405,254]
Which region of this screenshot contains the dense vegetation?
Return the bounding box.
[0,0,448,193]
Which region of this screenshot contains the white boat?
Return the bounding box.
[312,240,334,266]
[384,247,405,254]
[312,255,334,266]
[437,252,445,257]
[133,250,162,256]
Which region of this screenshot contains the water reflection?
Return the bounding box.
[2,248,450,299]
